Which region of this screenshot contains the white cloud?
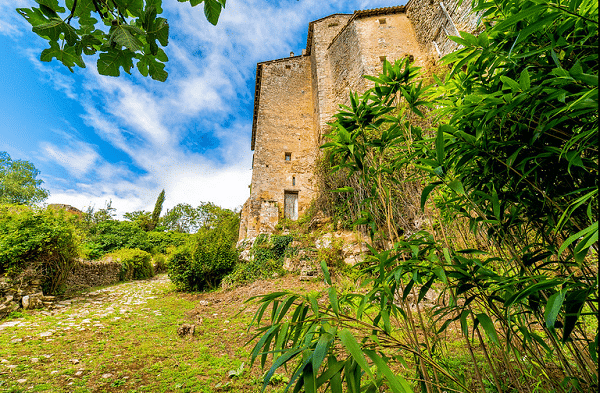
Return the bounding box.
[4,0,404,217]
[41,140,100,179]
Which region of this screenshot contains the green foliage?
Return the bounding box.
[0,204,80,294]
[147,230,190,254]
[152,253,167,273]
[0,152,48,206]
[123,209,153,231]
[149,189,165,231]
[105,248,154,280]
[16,0,226,80]
[84,220,151,259]
[251,0,598,392]
[166,205,239,291]
[223,234,292,287]
[161,201,237,233]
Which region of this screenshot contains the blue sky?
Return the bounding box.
[0,0,404,216]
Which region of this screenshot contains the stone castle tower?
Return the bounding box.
[238,0,477,241]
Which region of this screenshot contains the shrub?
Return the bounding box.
[152,254,167,274]
[167,230,237,291]
[147,231,190,254]
[222,234,292,287]
[84,220,151,259]
[0,204,80,294]
[105,248,153,280]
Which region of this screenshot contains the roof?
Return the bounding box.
[251,5,406,151]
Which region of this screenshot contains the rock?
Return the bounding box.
[22,293,44,310]
[16,379,27,383]
[197,300,209,306]
[300,266,319,281]
[70,359,80,364]
[39,331,53,337]
[177,324,195,337]
[31,358,39,363]
[101,373,113,379]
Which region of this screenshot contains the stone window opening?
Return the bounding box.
[379,55,387,63]
[285,152,292,161]
[378,18,387,25]
[285,64,291,69]
[292,176,296,186]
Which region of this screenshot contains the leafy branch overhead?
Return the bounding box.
[17,0,227,81]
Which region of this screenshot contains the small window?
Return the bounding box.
[378,18,387,25]
[285,64,291,69]
[379,56,387,62]
[285,152,292,161]
[292,176,296,186]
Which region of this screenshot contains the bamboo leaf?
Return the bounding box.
[476,313,500,345]
[544,289,566,329]
[338,329,374,382]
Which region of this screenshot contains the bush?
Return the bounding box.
[167,230,237,291]
[84,220,151,259]
[105,248,153,280]
[0,204,80,294]
[147,231,190,254]
[152,254,167,274]
[222,234,292,287]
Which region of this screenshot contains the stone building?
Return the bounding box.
[238,0,478,241]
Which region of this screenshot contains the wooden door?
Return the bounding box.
[284,192,298,220]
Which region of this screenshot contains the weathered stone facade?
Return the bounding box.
[239,2,475,241]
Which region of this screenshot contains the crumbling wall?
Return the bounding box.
[327,12,428,119]
[406,0,479,58]
[62,259,124,295]
[242,55,315,238]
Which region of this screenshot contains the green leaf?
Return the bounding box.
[447,179,465,195]
[544,289,566,329]
[435,125,445,166]
[312,333,332,377]
[110,25,144,51]
[320,259,331,285]
[420,182,441,210]
[97,48,135,77]
[35,0,65,12]
[558,221,597,257]
[32,17,65,41]
[328,286,339,316]
[364,350,414,393]
[476,313,499,345]
[338,329,374,382]
[519,69,530,90]
[204,0,222,25]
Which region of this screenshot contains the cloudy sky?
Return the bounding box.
[0,0,404,217]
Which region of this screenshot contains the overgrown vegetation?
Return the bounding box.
[105,248,154,280]
[0,204,79,294]
[223,234,293,287]
[166,205,240,291]
[250,0,598,392]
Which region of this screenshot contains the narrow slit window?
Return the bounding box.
[285,152,292,161]
[292,176,296,186]
[378,18,387,25]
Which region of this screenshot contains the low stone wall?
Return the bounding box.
[62,258,124,295]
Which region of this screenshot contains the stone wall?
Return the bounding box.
[0,259,124,318]
[239,3,475,241]
[62,258,124,295]
[326,11,428,127]
[240,55,317,239]
[406,0,480,58]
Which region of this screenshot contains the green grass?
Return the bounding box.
[0,276,287,393]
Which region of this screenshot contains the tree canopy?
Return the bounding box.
[0,151,49,205]
[17,0,226,81]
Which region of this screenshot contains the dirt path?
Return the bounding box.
[0,274,326,392]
